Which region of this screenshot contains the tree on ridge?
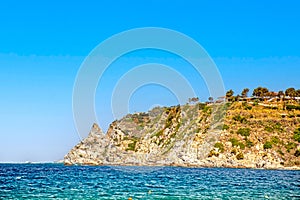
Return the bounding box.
[241,88,250,98]
[226,90,234,99]
[253,87,269,97]
[285,87,297,99]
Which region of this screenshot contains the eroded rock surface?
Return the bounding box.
[64,102,300,170]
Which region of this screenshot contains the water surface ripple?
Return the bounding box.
[0,164,299,199]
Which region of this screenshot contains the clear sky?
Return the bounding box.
[0,0,299,162]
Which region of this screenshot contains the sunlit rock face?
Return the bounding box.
[64,102,300,170]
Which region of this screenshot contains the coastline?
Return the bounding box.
[63,162,300,171]
[1,162,299,171]
[64,101,300,171]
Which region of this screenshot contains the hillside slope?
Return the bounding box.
[64,101,300,169]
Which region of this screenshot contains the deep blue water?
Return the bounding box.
[0,164,299,199]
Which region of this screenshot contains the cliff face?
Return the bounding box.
[64,102,300,169]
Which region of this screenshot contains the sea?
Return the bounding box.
[0,164,299,199]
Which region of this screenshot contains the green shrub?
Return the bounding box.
[246,106,252,110]
[203,106,211,113]
[229,138,239,147]
[295,149,300,157]
[265,126,273,132]
[238,142,245,150]
[263,141,272,149]
[208,150,219,157]
[237,128,250,137]
[214,142,225,153]
[233,115,247,123]
[198,103,207,110]
[236,152,244,160]
[271,136,280,144]
[223,124,229,130]
[274,123,283,132]
[242,102,252,110]
[229,138,245,149]
[126,141,137,151]
[277,149,284,156]
[286,104,300,111]
[286,142,296,153]
[265,123,282,133]
[153,130,163,137]
[231,148,238,155]
[216,124,229,131]
[294,128,300,142]
[246,139,254,148]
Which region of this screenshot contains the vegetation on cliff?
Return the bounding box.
[64,86,300,169]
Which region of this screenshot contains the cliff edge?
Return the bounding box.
[64,101,300,169]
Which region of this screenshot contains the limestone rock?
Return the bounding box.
[64,102,300,170]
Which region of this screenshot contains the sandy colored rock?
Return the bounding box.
[64,102,300,170]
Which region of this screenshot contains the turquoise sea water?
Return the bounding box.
[0,164,299,199]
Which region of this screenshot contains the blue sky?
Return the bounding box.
[0,0,299,162]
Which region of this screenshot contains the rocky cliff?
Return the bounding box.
[64,101,300,169]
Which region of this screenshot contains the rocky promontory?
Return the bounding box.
[64,101,300,170]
